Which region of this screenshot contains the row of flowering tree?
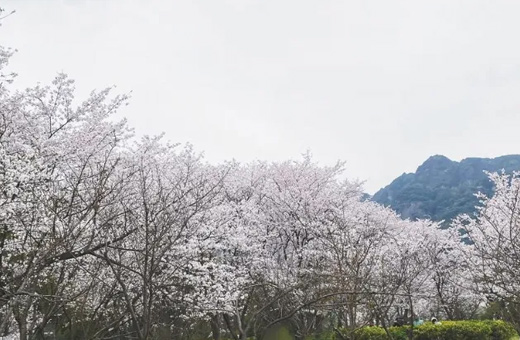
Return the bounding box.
[1,24,518,340]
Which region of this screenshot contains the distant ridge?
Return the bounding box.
[372,154,520,223]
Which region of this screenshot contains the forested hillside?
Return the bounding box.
[372,154,520,223]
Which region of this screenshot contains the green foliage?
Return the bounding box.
[305,331,335,340]
[263,326,294,340]
[413,321,491,340]
[482,320,518,340]
[353,326,408,340]
[480,301,520,332]
[330,321,518,340]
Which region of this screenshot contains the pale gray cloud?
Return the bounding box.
[3,0,520,193]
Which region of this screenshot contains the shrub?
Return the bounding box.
[331,320,518,340]
[352,326,387,340]
[305,331,335,340]
[413,321,491,340]
[482,320,518,340]
[353,326,408,340]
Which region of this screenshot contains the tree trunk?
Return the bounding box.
[408,295,414,340]
[210,314,221,340]
[13,301,31,340]
[16,317,28,340]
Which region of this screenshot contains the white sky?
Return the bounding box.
[3,0,520,193]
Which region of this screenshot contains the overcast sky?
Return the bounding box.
[3,0,520,193]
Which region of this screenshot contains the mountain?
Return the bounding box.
[372,154,520,223]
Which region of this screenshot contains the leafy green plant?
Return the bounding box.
[482,320,518,340]
[330,320,518,340]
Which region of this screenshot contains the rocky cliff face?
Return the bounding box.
[372,154,520,223]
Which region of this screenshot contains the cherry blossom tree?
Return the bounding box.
[0,67,133,339]
[452,171,520,326]
[95,137,230,340]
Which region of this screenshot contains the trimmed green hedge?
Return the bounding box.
[413,321,490,340]
[412,320,517,340]
[353,326,408,340]
[483,320,519,340]
[320,320,518,340]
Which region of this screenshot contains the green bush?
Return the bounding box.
[331,320,518,340]
[263,326,293,340]
[353,326,408,340]
[305,331,335,340]
[352,326,386,340]
[483,320,518,340]
[413,321,491,340]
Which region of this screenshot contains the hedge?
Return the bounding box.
[483,320,519,340]
[316,320,518,340]
[352,326,408,340]
[412,320,517,340]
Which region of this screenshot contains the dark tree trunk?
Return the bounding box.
[211,314,221,340]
